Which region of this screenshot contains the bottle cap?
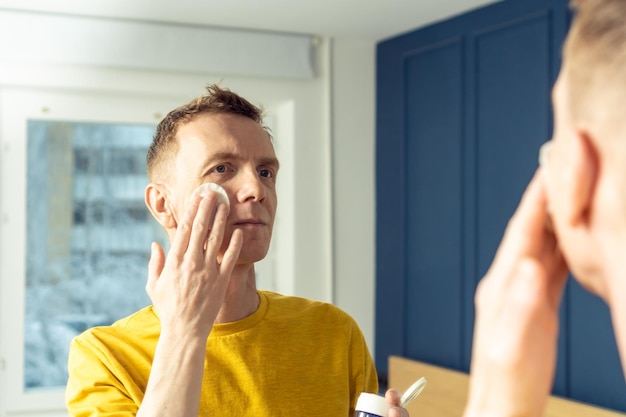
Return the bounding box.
[400,376,427,407]
[355,392,391,416]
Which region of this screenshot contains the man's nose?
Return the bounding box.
[236,170,266,203]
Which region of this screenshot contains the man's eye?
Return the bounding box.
[214,165,227,173]
[259,169,273,178]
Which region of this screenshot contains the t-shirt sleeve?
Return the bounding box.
[65,335,140,417]
[346,313,379,415]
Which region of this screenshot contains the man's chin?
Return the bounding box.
[236,248,271,265]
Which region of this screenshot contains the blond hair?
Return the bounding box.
[147,84,268,182]
[564,0,626,123]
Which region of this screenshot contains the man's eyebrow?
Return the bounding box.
[259,157,280,171]
[198,152,280,173]
[204,152,240,164]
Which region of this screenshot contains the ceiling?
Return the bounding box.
[0,0,499,41]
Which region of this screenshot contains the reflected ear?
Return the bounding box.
[564,129,598,226]
[145,183,176,230]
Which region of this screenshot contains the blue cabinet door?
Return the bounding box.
[376,0,626,411]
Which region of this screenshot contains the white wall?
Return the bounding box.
[330,39,377,352]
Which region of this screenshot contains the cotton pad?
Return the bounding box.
[191,183,230,211]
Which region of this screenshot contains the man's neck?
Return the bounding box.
[214,264,260,324]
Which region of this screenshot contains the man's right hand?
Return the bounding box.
[146,191,243,339]
[463,169,569,417]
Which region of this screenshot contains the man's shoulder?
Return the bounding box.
[261,290,356,324]
[73,305,159,345]
[262,290,339,310]
[260,291,367,349]
[111,305,158,330]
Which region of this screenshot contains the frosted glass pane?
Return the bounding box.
[25,120,167,390]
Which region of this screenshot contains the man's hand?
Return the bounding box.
[137,192,243,417]
[386,388,409,417]
[463,169,568,417]
[146,192,243,339]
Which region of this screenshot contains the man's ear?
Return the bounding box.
[145,183,177,230]
[564,129,599,226]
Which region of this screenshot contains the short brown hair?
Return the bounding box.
[564,0,626,121]
[147,84,267,181]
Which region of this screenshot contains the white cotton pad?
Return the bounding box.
[191,182,230,211]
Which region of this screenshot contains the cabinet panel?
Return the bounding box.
[404,40,464,368]
[569,282,626,410]
[474,13,552,276]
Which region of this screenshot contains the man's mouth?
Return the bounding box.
[234,219,266,227]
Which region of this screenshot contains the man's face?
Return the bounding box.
[167,112,279,264]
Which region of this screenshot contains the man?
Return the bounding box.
[66,85,408,417]
[462,1,626,416]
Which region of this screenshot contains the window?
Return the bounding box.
[0,90,181,412]
[24,120,164,389]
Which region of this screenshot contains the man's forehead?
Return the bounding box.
[179,112,268,138]
[175,115,276,161]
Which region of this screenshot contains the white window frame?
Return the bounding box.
[0,88,179,412]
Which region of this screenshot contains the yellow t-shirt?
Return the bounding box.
[66,290,378,416]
